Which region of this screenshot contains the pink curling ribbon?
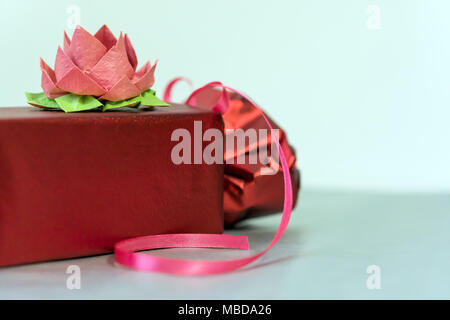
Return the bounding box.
[114,80,294,275]
[162,77,193,102]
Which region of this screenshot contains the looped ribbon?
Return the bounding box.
[114,80,294,275]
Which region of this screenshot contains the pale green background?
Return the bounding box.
[0,1,449,300]
[0,0,449,192]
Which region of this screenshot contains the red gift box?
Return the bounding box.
[0,105,224,267]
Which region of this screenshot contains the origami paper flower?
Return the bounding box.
[26,25,168,112]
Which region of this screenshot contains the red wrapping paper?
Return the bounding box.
[0,105,224,267]
[186,89,301,226]
[223,96,300,225]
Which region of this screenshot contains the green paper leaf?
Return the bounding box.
[102,96,141,112]
[55,94,103,113]
[25,92,60,109]
[140,89,170,107]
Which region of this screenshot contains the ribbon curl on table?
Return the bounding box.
[114,80,295,275]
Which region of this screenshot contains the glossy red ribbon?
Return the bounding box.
[114,80,293,275]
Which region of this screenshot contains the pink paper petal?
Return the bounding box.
[124,34,138,70]
[133,60,157,92]
[133,61,149,78]
[40,58,66,98]
[99,76,141,101]
[54,46,77,82]
[63,31,71,52]
[56,67,106,96]
[41,72,66,99]
[94,25,117,51]
[40,58,57,82]
[67,25,107,71]
[88,33,135,90]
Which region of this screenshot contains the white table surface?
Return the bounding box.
[0,190,449,299]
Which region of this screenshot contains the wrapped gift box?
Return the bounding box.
[0,105,224,267]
